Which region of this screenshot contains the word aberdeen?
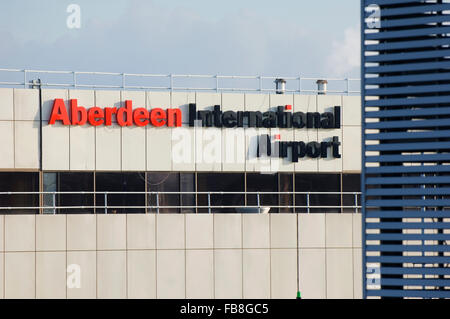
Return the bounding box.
[48,99,182,127]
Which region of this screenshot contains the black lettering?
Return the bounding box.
[306,141,321,158]
[222,111,237,127]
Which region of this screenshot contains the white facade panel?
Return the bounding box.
[326,248,354,299]
[36,215,66,251]
[214,249,243,299]
[243,249,270,299]
[172,127,195,171]
[121,125,146,171]
[195,127,222,171]
[157,250,185,299]
[69,125,95,170]
[95,90,122,124]
[294,94,317,113]
[271,249,297,299]
[222,93,244,113]
[41,89,68,122]
[42,122,70,170]
[318,129,343,172]
[67,251,96,299]
[4,215,35,252]
[294,129,319,172]
[245,93,269,112]
[147,127,172,171]
[185,214,213,249]
[127,250,156,299]
[127,214,156,250]
[222,128,245,171]
[36,251,66,299]
[298,248,326,299]
[5,252,35,299]
[186,250,214,299]
[171,91,195,125]
[95,124,121,170]
[14,120,39,169]
[13,88,39,121]
[317,94,341,114]
[97,251,127,299]
[342,96,361,127]
[0,121,14,168]
[343,126,361,171]
[0,88,13,120]
[242,214,270,249]
[147,91,170,109]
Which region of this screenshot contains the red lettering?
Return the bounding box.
[88,107,104,126]
[70,99,87,125]
[150,108,166,127]
[117,100,133,126]
[48,99,70,125]
[167,108,182,127]
[48,98,182,128]
[104,107,117,126]
[133,108,149,126]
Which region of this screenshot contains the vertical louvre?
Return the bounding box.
[362,0,450,298]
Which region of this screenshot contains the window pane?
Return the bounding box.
[246,173,278,213]
[343,174,361,213]
[147,173,180,214]
[0,172,39,214]
[180,173,195,214]
[60,173,94,214]
[278,173,293,213]
[96,173,145,214]
[197,173,244,213]
[295,173,341,213]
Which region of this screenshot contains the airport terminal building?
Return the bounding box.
[0,74,362,299]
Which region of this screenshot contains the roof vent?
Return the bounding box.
[316,79,328,95]
[274,78,286,94]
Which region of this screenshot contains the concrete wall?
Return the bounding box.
[0,88,361,173]
[0,213,362,299]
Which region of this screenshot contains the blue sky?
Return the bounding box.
[0,0,360,77]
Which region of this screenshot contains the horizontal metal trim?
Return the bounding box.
[366,233,450,240]
[364,0,425,6]
[365,210,450,218]
[378,15,450,29]
[380,278,450,287]
[366,255,449,263]
[365,26,450,40]
[365,49,450,63]
[365,96,450,107]
[366,187,450,196]
[366,289,450,298]
[365,61,450,74]
[376,4,450,17]
[365,106,450,117]
[364,130,450,141]
[365,119,450,129]
[366,245,450,252]
[373,266,450,276]
[365,153,450,163]
[366,141,450,151]
[365,222,450,229]
[366,176,450,185]
[366,199,450,207]
[366,83,450,96]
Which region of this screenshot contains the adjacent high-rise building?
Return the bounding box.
[361,0,450,298]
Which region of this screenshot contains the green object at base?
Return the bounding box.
[296,291,302,299]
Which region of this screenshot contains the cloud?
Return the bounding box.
[0,1,360,81]
[325,26,360,77]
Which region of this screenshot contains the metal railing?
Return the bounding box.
[0,191,361,214]
[0,68,361,95]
